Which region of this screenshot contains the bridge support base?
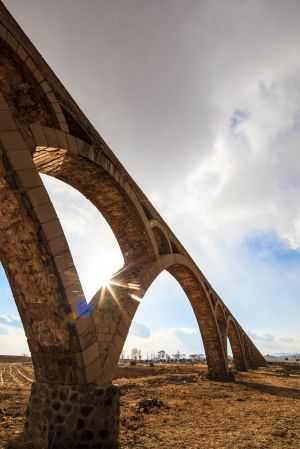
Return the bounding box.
[24,382,120,449]
[204,371,236,381]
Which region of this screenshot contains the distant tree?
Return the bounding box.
[172,350,181,361]
[131,347,140,360]
[158,350,166,360]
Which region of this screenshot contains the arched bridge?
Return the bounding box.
[0,3,265,448]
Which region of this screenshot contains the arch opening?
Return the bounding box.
[167,263,228,377]
[227,337,232,358]
[227,320,247,371]
[170,240,181,254]
[123,270,204,362]
[152,226,171,256]
[0,264,29,356]
[141,204,153,221]
[96,256,229,379]
[215,304,228,361]
[41,174,123,300]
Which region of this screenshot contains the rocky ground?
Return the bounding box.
[0,361,299,448]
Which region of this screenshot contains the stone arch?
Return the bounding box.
[0,92,111,390]
[209,293,216,309]
[91,254,229,381]
[32,140,156,264]
[141,203,154,221]
[170,240,181,254]
[0,131,84,384]
[150,221,172,255]
[0,34,68,137]
[215,303,228,360]
[227,319,247,371]
[243,337,255,369]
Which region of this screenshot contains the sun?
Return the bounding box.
[99,273,112,288]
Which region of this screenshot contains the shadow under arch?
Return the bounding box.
[92,254,229,380]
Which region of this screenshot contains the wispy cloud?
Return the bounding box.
[0,314,28,354]
[247,331,300,354]
[0,314,22,328]
[129,321,151,338]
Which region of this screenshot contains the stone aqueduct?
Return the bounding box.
[0,3,265,448]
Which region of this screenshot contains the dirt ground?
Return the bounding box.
[0,361,299,449]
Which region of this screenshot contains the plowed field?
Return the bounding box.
[0,362,299,448]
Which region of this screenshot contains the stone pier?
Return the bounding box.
[25,382,120,449]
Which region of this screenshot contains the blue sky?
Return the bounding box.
[1,0,300,356]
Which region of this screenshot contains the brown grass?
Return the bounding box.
[5,430,48,449]
[0,362,299,448]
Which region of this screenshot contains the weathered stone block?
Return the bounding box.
[48,234,69,256]
[42,218,64,241]
[34,202,57,224]
[54,251,74,273]
[0,111,18,130]
[7,150,34,170]
[55,129,68,149]
[0,130,27,150]
[66,133,78,153]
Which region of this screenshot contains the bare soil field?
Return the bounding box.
[0,361,299,449]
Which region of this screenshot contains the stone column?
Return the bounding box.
[25,382,120,449]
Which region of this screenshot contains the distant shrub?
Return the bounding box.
[130,360,137,366]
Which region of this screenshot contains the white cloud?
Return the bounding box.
[248,330,300,354]
[124,326,203,358]
[0,318,29,355]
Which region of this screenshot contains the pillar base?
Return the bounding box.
[25,382,120,449]
[203,370,236,381]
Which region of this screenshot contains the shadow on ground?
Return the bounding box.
[235,380,300,399]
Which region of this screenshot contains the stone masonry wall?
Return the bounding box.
[25,382,120,449]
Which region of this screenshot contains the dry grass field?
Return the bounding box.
[0,361,299,449]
